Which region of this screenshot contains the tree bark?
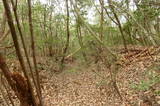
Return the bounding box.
[1,0,37,105]
[61,0,70,68]
[0,53,32,106]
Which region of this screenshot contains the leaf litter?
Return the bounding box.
[0,46,160,106]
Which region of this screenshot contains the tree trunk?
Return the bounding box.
[1,0,37,105]
[0,53,33,106]
[61,0,70,69]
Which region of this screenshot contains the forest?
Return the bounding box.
[0,0,160,106]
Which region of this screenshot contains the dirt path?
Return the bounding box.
[1,51,160,106]
[42,64,122,106]
[40,54,160,106]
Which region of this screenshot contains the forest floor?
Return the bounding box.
[0,46,160,106]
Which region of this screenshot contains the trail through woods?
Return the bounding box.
[0,46,160,106]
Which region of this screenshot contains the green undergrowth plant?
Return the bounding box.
[131,69,160,95]
[65,68,78,74]
[63,64,82,74]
